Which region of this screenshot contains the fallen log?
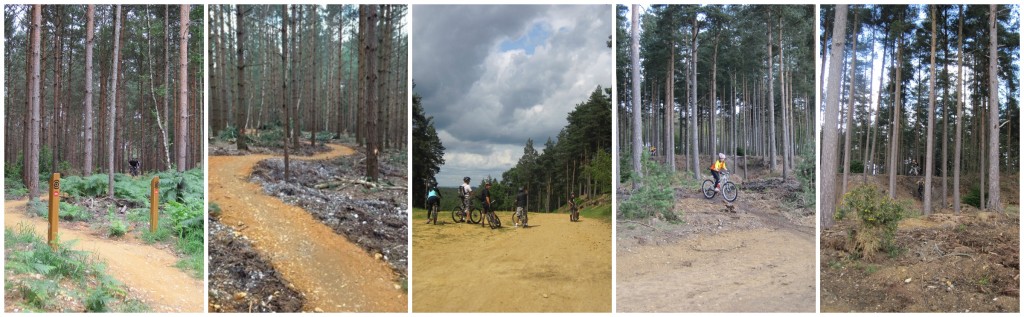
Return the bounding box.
[315,178,407,191]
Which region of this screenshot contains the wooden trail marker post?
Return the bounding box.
[151,176,159,233]
[48,173,60,249]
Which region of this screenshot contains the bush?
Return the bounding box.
[107,209,127,237]
[6,153,24,179]
[837,185,907,259]
[618,152,679,222]
[6,177,29,199]
[217,125,238,141]
[963,186,982,208]
[60,202,92,221]
[797,142,816,208]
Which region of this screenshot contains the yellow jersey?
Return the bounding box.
[710,159,727,171]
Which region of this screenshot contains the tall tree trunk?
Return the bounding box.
[924,5,938,215]
[986,4,1001,213]
[108,5,122,198]
[236,5,248,150]
[689,14,700,180]
[281,5,291,180]
[28,4,42,200]
[164,5,171,171]
[953,5,964,214]
[821,5,848,229]
[362,5,380,181]
[84,5,95,176]
[766,10,777,173]
[665,43,675,172]
[177,4,189,172]
[630,5,642,186]
[779,17,791,180]
[842,11,857,193]
[888,34,904,199]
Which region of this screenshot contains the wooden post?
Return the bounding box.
[151,176,159,233]
[48,173,60,249]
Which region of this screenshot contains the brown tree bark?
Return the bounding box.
[236,5,248,150]
[986,4,1001,213]
[177,4,189,172]
[84,5,95,176]
[821,5,848,229]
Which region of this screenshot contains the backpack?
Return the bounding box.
[458,185,466,199]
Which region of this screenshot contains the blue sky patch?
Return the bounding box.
[499,23,552,55]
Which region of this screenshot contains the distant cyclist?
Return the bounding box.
[709,153,728,192]
[425,180,441,224]
[515,187,528,227]
[480,182,493,228]
[459,177,473,222]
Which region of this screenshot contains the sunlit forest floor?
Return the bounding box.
[821,174,1019,312]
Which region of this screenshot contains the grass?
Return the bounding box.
[579,204,613,222]
[4,223,149,312]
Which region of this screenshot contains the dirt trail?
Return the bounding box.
[617,228,815,312]
[4,200,203,312]
[209,143,407,312]
[412,212,611,312]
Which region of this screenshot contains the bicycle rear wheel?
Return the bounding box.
[451,208,462,223]
[723,182,738,202]
[488,212,501,229]
[701,180,716,199]
[469,208,481,224]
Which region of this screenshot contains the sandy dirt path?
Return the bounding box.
[209,143,407,312]
[412,212,611,312]
[616,228,815,312]
[4,200,204,312]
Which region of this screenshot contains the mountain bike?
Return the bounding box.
[451,202,481,224]
[569,204,580,222]
[511,207,528,227]
[702,171,738,202]
[428,202,439,225]
[481,200,501,229]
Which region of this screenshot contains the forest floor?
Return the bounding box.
[616,163,816,312]
[411,205,612,312]
[207,141,407,313]
[821,174,1020,312]
[4,198,204,312]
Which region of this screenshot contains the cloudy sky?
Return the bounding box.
[413,5,612,186]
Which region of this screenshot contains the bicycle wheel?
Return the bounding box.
[701,180,716,199]
[451,208,462,223]
[488,212,501,229]
[722,182,738,202]
[469,208,481,224]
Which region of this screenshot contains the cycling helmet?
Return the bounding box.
[718,153,726,159]
[464,176,471,183]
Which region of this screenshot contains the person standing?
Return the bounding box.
[459,176,473,222]
[515,187,528,227]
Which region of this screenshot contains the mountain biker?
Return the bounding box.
[129,158,141,177]
[459,177,473,222]
[480,182,493,228]
[425,180,441,224]
[515,187,528,227]
[568,193,578,218]
[709,153,728,192]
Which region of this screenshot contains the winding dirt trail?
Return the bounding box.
[4,200,204,312]
[412,212,612,312]
[209,143,407,312]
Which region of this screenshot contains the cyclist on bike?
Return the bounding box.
[480,182,494,228]
[568,193,579,220]
[515,187,528,227]
[129,158,141,177]
[459,177,473,222]
[425,180,441,224]
[709,153,728,192]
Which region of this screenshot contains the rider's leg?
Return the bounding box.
[711,169,721,190]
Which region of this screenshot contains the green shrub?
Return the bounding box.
[84,288,112,312]
[108,210,127,237]
[963,186,982,208]
[837,184,907,259]
[797,142,816,208]
[60,202,92,221]
[217,125,238,141]
[618,153,678,222]
[208,202,222,220]
[5,153,24,179]
[5,177,29,199]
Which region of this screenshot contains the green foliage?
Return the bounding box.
[85,288,113,312]
[585,149,613,196]
[217,125,238,141]
[619,153,678,222]
[837,185,907,259]
[5,177,29,199]
[315,131,334,142]
[850,160,864,174]
[963,186,982,208]
[20,279,57,309]
[107,209,127,238]
[59,202,92,221]
[797,142,816,207]
[6,153,24,180]
[208,202,222,220]
[412,90,445,209]
[59,174,109,198]
[579,203,613,222]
